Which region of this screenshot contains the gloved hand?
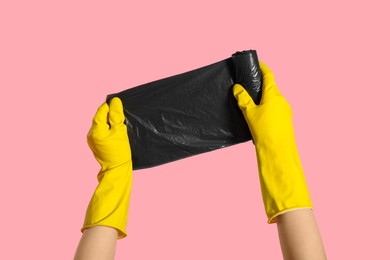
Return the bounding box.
[233,62,313,223]
[81,97,132,239]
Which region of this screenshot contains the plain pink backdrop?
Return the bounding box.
[1,0,389,259]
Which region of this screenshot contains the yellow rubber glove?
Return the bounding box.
[233,62,313,223]
[81,97,132,239]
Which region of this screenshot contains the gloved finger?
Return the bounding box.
[92,102,110,131]
[233,84,256,112]
[109,97,125,127]
[259,61,282,105]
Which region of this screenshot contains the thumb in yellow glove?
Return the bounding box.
[233,62,313,223]
[81,97,132,239]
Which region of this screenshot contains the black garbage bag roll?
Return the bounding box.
[107,50,262,170]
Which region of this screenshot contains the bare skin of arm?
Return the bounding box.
[74,226,117,260]
[276,209,327,260]
[73,210,327,260]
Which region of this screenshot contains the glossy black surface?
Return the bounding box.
[107,50,262,170]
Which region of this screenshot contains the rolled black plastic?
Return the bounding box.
[107,50,262,170]
[232,50,262,104]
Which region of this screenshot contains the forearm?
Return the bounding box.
[74,226,118,260]
[276,209,327,260]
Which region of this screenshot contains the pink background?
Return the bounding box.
[1,0,389,259]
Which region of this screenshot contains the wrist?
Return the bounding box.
[98,160,132,180]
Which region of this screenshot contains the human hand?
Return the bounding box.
[233,62,291,146]
[87,97,131,178]
[233,62,312,223]
[82,97,133,239]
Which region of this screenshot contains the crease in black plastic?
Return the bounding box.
[107,50,262,170]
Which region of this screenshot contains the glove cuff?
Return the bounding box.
[255,142,313,223]
[82,162,132,239]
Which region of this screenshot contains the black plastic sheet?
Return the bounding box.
[107,50,262,170]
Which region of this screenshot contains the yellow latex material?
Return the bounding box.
[233,62,313,223]
[81,97,132,239]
